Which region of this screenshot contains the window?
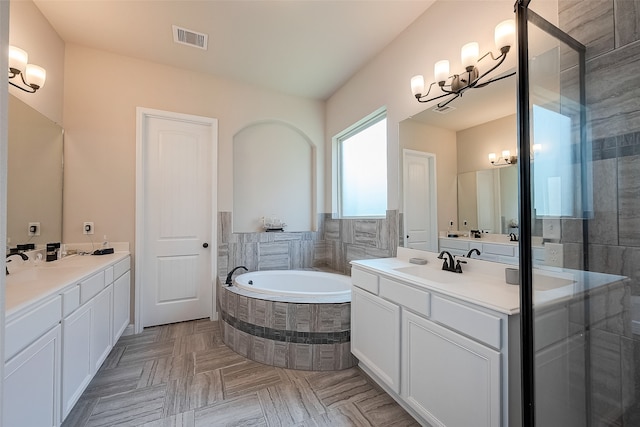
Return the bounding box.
[337,110,387,218]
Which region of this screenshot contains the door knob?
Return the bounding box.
[202,243,209,248]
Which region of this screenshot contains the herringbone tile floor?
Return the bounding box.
[62,319,420,427]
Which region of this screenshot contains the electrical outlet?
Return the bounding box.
[542,218,561,240]
[28,222,40,236]
[544,243,564,268]
[83,222,94,235]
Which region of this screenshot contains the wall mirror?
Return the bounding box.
[399,69,517,253]
[7,94,64,248]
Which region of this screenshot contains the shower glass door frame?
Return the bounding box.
[516,1,587,425]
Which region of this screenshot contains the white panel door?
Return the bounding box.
[403,149,437,252]
[139,109,217,328]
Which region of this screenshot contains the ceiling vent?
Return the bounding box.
[172,25,208,50]
[432,105,456,114]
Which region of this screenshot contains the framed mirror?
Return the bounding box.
[7,94,64,249]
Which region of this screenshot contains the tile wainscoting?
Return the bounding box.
[217,211,398,278]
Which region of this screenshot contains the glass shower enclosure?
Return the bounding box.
[517,1,639,425]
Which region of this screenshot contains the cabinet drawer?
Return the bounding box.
[5,296,62,361]
[440,238,469,251]
[114,256,130,279]
[482,243,515,257]
[62,285,81,317]
[379,277,430,317]
[352,268,379,294]
[431,295,502,350]
[80,271,105,304]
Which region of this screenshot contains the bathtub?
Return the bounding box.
[233,270,351,300]
[218,269,355,371]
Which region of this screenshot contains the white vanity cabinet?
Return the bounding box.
[3,300,62,427]
[350,263,515,427]
[4,252,131,427]
[351,285,401,393]
[61,300,93,418]
[403,310,501,427]
[61,257,131,421]
[112,259,131,343]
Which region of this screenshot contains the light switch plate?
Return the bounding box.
[542,218,561,240]
[544,243,564,268]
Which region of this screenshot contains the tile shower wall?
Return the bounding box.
[555,1,640,425]
[558,1,640,286]
[217,211,398,278]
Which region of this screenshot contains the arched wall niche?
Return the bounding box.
[232,120,316,233]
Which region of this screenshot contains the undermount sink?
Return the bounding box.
[393,265,461,284]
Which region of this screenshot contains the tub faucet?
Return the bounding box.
[225,265,248,286]
[6,252,29,275]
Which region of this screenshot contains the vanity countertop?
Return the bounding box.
[5,251,130,320]
[351,247,628,315]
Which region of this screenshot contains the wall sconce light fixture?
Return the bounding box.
[410,19,515,108]
[489,150,517,166]
[8,46,46,93]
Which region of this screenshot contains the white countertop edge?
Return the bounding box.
[6,251,130,321]
[351,247,629,316]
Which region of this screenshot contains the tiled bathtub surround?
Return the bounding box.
[217,281,355,371]
[217,210,398,277]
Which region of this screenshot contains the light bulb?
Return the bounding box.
[8,46,28,74]
[434,60,450,84]
[411,75,425,97]
[502,150,511,158]
[25,64,46,89]
[495,20,516,50]
[461,42,479,70]
[488,153,497,162]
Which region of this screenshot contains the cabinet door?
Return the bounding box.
[4,325,61,427]
[91,285,113,372]
[402,311,501,427]
[351,286,401,393]
[113,270,131,343]
[61,303,93,419]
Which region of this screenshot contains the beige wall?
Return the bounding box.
[456,114,517,174]
[62,44,325,249]
[325,1,557,213]
[9,0,64,124]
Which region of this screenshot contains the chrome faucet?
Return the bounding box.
[438,250,466,273]
[466,248,481,258]
[225,265,248,286]
[6,252,29,275]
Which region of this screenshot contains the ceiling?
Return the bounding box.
[33,0,436,101]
